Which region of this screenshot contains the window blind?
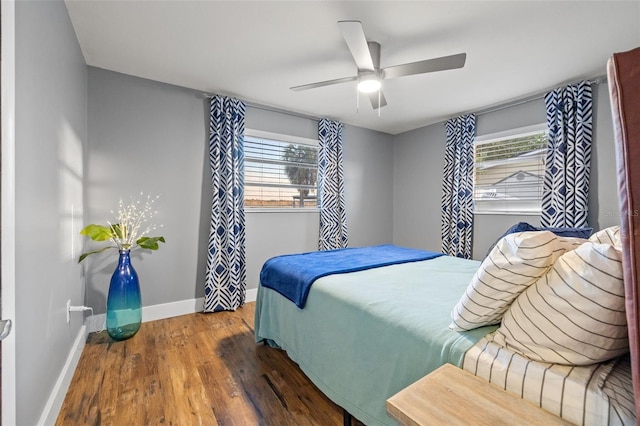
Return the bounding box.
[474,129,548,214]
[244,134,318,208]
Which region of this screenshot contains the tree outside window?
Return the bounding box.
[282,144,317,207]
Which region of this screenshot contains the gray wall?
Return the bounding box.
[342,125,395,247]
[86,69,394,309]
[86,67,207,312]
[14,1,87,425]
[393,81,621,260]
[392,122,446,252]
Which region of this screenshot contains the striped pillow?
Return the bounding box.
[494,241,628,365]
[450,231,585,331]
[589,226,621,247]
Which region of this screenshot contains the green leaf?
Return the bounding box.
[137,236,166,251]
[111,223,126,239]
[80,224,114,241]
[78,246,115,263]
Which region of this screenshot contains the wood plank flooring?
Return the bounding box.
[56,302,362,425]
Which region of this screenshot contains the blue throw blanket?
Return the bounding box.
[259,244,444,308]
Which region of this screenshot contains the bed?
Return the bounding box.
[255,253,496,425]
[254,46,640,426]
[255,236,635,425]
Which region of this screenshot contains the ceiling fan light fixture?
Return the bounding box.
[357,73,381,93]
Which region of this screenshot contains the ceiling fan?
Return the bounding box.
[290,20,467,109]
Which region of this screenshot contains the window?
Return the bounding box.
[244,130,319,210]
[474,124,548,215]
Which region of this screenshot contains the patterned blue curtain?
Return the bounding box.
[318,118,348,251]
[204,96,246,312]
[541,81,593,228]
[441,114,476,259]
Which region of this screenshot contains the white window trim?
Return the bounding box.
[245,129,318,147]
[475,123,548,145]
[244,129,320,213]
[474,123,548,216]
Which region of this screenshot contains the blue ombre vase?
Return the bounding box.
[106,249,142,341]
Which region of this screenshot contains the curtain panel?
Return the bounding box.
[541,81,593,228]
[318,118,348,251]
[441,114,476,259]
[204,96,247,312]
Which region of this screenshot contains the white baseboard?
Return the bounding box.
[87,288,258,333]
[246,287,258,303]
[37,324,89,426]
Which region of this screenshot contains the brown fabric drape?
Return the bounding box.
[608,46,640,417]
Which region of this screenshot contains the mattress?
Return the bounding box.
[463,332,637,425]
[255,255,497,425]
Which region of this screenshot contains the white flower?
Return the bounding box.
[79,193,165,262]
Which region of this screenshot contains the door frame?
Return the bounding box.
[1,0,17,424]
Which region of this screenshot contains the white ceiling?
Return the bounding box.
[64,1,640,135]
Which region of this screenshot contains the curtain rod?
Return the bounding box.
[472,76,607,117]
[199,92,322,123]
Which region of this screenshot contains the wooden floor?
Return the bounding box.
[56,302,362,425]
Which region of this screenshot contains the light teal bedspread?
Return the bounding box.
[254,255,497,425]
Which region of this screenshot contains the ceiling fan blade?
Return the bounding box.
[290,76,357,91]
[338,21,375,71]
[368,90,387,109]
[382,53,466,80]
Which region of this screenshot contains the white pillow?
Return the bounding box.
[450,231,585,331]
[494,241,628,365]
[589,226,621,248]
